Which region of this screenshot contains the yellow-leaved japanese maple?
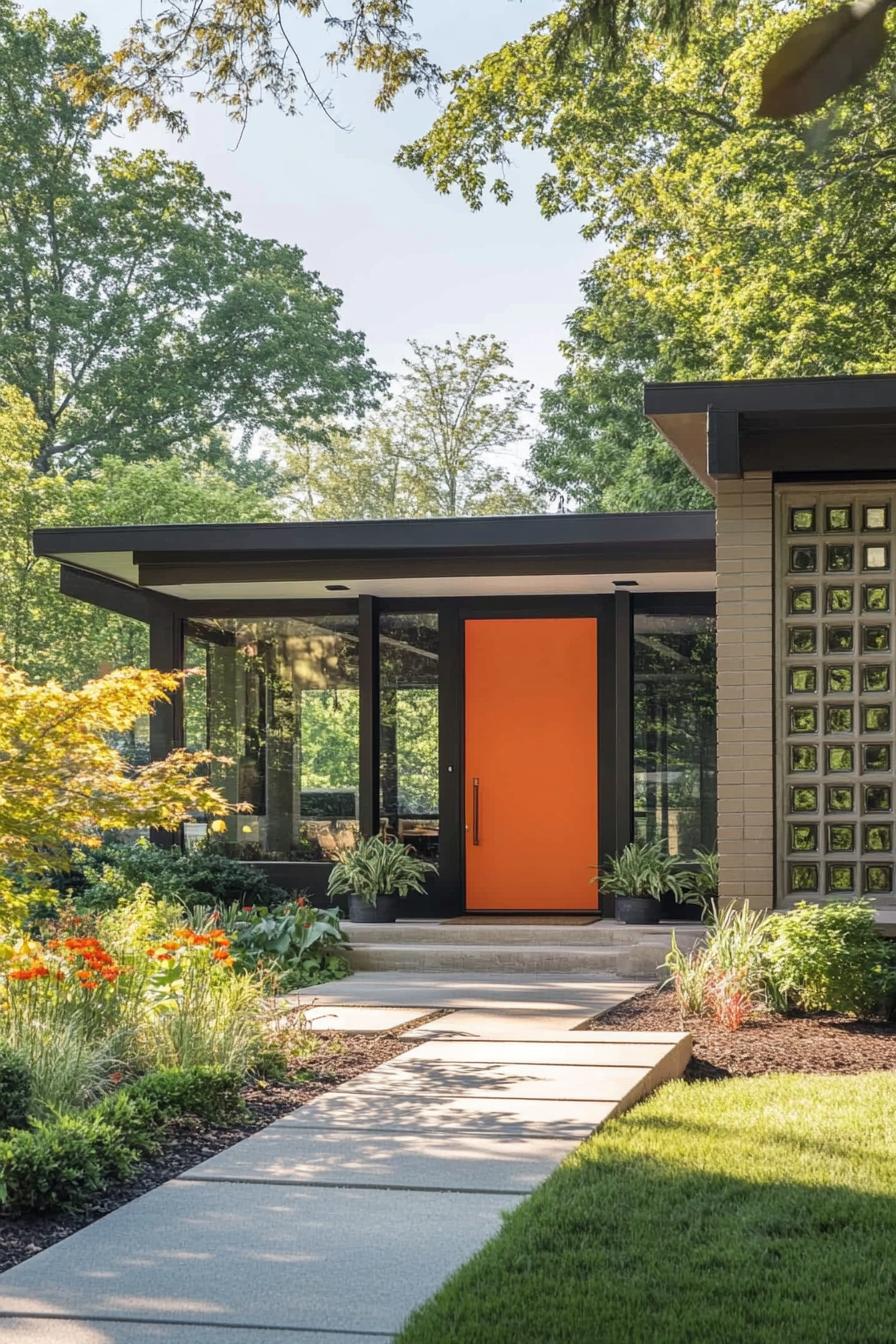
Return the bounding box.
[0,664,244,921]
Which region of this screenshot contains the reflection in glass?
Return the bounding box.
[184,616,360,860]
[633,613,716,855]
[379,613,439,862]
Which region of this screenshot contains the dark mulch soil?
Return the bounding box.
[0,1026,412,1275]
[593,987,896,1080]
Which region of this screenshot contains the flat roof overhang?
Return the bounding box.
[645,373,896,493]
[33,511,716,611]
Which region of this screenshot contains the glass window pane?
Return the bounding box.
[825,544,853,573]
[633,613,716,856]
[185,615,360,860]
[788,626,816,654]
[825,506,852,531]
[379,612,439,862]
[825,586,853,614]
[790,507,815,532]
[863,505,889,531]
[862,625,890,652]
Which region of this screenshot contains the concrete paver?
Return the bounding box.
[271,1088,619,1137]
[299,1005,434,1034]
[0,1181,519,1336]
[333,1059,654,1102]
[0,1322,379,1344]
[291,971,646,1012]
[400,1038,678,1067]
[180,1122,579,1193]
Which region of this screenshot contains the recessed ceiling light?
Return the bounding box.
[325,583,350,591]
[613,579,639,587]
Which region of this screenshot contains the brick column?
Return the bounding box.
[715,472,775,909]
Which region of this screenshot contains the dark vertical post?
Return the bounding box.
[148,605,185,848]
[614,590,633,853]
[438,602,463,914]
[358,596,380,838]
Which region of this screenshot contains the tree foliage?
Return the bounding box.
[284,335,540,519]
[0,664,242,921]
[396,0,896,509]
[0,4,384,474]
[0,384,282,686]
[67,1,442,136]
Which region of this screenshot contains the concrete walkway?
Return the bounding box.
[0,974,690,1343]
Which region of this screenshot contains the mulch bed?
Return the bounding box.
[593,987,896,1080]
[0,1027,412,1275]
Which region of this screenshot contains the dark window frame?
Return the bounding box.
[150,591,714,913]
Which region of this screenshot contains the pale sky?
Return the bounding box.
[42,1,598,469]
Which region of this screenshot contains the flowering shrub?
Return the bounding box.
[0,894,268,1110]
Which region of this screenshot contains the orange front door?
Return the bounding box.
[464,617,598,911]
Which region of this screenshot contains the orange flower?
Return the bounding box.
[212,948,234,964]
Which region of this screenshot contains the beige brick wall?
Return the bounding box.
[715,472,775,909]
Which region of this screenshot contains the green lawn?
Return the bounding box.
[396,1074,896,1344]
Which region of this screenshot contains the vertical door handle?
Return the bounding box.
[472,777,480,845]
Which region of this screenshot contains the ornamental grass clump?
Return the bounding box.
[138,924,265,1073]
[664,903,770,1028]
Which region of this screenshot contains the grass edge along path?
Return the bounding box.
[396,1073,896,1344]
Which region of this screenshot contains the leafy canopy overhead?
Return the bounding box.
[0,4,384,473]
[393,0,896,509]
[66,0,442,135]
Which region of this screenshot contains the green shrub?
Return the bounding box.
[0,1065,245,1214]
[79,842,287,912]
[128,1065,244,1123]
[763,900,896,1017]
[0,1112,139,1213]
[0,1045,31,1131]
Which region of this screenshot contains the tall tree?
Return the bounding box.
[0,385,282,686]
[283,336,540,519]
[0,4,384,474]
[397,0,896,507]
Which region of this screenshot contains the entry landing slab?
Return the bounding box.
[290,971,646,1013]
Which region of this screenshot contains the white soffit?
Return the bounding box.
[48,555,715,599]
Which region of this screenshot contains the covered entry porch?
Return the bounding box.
[33,511,717,917]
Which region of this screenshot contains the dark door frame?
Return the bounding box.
[450,595,618,916]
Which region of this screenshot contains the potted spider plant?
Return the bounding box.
[682,848,720,919]
[326,834,437,923]
[594,839,691,925]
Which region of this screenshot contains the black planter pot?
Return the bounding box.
[348,893,400,924]
[614,894,662,925]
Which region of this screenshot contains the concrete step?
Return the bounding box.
[345,939,684,979]
[342,919,703,947]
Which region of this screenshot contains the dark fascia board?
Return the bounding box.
[34,509,715,564]
[59,565,187,621]
[136,539,715,587]
[645,372,896,418]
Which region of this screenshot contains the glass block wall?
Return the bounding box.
[777,487,896,904]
